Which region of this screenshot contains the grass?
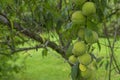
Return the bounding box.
[15,49,71,80]
[13,38,120,80]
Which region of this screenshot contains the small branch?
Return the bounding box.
[0,53,10,56]
[112,55,120,73]
[11,44,44,54]
[111,64,120,72]
[0,13,11,27]
[57,32,65,47]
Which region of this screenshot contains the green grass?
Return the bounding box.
[15,49,71,80]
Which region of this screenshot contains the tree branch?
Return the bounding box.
[0,13,66,59]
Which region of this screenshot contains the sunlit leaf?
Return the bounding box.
[42,48,48,57]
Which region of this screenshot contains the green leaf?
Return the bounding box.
[97,57,104,63]
[87,20,99,31]
[65,22,72,30]
[71,62,79,80]
[85,28,93,37]
[93,0,104,22]
[56,19,63,32]
[42,48,48,57]
[66,45,73,57]
[97,41,101,51]
[101,0,107,10]
[105,60,109,70]
[98,60,104,68]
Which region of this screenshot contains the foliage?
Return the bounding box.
[0,0,120,80]
[0,54,25,80]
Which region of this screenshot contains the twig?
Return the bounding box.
[11,44,44,54]
[103,22,112,80]
[103,21,120,80]
[111,26,120,74]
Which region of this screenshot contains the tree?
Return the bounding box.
[0,0,120,80]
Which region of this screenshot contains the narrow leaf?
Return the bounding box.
[42,48,48,57]
[97,41,101,51]
[71,62,79,80]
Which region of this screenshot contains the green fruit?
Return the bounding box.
[81,68,92,79]
[82,2,96,16]
[79,63,87,71]
[71,11,86,25]
[68,55,78,64]
[73,0,87,6]
[72,41,87,56]
[78,53,92,65]
[66,0,69,3]
[85,30,98,44]
[78,28,85,40]
[66,45,73,57]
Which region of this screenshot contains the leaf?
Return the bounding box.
[96,57,104,63]
[85,28,93,37]
[98,60,104,68]
[66,45,73,57]
[105,60,109,70]
[90,53,97,60]
[93,0,104,22]
[71,62,79,80]
[42,48,48,57]
[101,0,107,11]
[65,22,72,30]
[87,20,99,31]
[56,19,63,32]
[97,41,101,51]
